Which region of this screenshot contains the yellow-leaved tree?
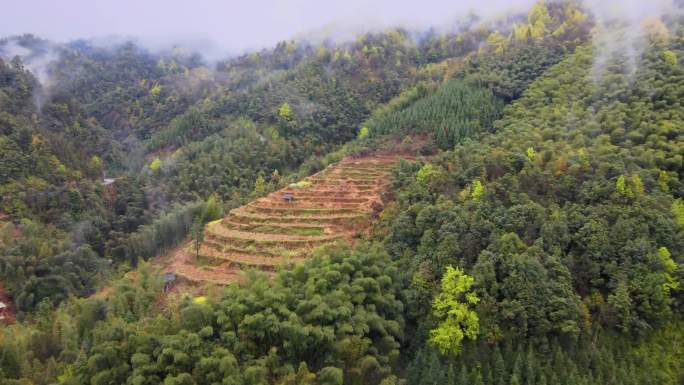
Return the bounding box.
[278,102,293,121]
[429,266,480,356]
[486,31,506,54]
[149,157,162,172]
[528,2,551,39]
[357,126,369,139]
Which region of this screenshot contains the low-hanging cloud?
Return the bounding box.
[585,0,682,81]
[0,37,59,110]
[0,0,537,57]
[3,0,683,96]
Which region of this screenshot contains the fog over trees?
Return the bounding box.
[0,1,683,384]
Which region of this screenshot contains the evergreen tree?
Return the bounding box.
[447,364,457,385]
[493,346,507,385]
[458,365,469,385]
[525,345,536,385]
[472,366,485,385]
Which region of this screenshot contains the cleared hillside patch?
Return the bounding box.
[165,151,412,284]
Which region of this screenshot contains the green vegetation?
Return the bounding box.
[2,1,684,384]
[288,180,313,189]
[377,19,684,385]
[367,80,503,149]
[245,225,326,237]
[0,246,403,385]
[429,266,480,356]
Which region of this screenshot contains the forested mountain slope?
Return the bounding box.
[382,26,684,385]
[3,1,683,385]
[0,0,590,319]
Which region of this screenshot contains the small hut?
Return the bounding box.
[163,273,177,292]
[0,301,7,320]
[282,193,295,203]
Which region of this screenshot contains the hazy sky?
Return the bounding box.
[1,0,537,55]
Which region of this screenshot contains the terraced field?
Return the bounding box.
[171,152,407,284]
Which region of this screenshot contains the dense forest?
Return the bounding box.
[1,1,683,384]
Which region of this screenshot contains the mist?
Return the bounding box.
[585,0,682,80]
[0,39,56,84]
[1,0,537,57]
[3,0,683,96]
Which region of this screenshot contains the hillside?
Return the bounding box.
[0,0,588,315]
[166,150,412,284]
[2,1,684,385]
[382,30,684,385]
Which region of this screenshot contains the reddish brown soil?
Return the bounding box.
[91,286,113,300]
[166,243,244,284]
[0,282,16,324]
[208,222,347,242]
[155,141,423,286]
[172,151,410,284]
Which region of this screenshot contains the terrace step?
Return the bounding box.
[250,200,365,209]
[243,204,365,216]
[222,219,331,230]
[322,167,390,173]
[229,209,368,225]
[270,193,374,204]
[221,221,333,236]
[334,165,395,171]
[174,264,244,284]
[338,162,400,167]
[306,177,382,185]
[277,189,380,197]
[318,170,388,177]
[291,183,385,191]
[205,231,338,250]
[216,222,334,237]
[207,222,346,243]
[202,241,311,258]
[199,245,306,268]
[189,152,412,283]
[268,195,371,204]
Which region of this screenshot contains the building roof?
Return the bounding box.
[0,302,6,309]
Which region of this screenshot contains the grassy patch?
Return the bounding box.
[248,206,362,216]
[195,253,226,267]
[288,180,313,189]
[251,225,326,236]
[223,221,326,236]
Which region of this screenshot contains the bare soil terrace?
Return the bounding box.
[165,151,411,284]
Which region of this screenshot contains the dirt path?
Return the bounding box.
[164,243,244,284]
[208,222,347,242]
